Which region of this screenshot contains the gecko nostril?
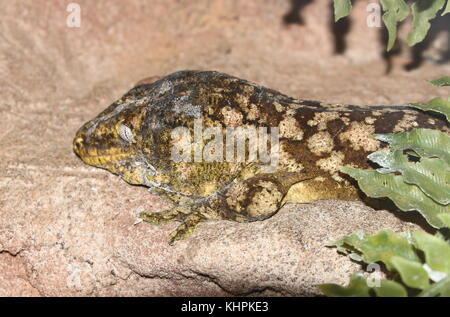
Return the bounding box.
[73,136,84,155]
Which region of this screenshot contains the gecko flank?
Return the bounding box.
[73,70,449,244]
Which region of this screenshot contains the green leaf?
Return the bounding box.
[391,256,430,289]
[320,274,408,297]
[418,276,450,296]
[443,0,450,15]
[341,167,449,228]
[318,273,372,297]
[411,98,450,123]
[333,0,352,22]
[437,213,450,228]
[374,279,408,297]
[331,230,419,270]
[429,76,450,86]
[407,0,446,46]
[374,129,450,165]
[368,150,450,205]
[413,231,450,274]
[380,0,409,51]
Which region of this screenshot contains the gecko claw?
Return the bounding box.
[140,205,207,244]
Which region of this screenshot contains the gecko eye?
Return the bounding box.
[118,124,136,144]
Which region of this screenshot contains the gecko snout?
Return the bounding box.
[73,135,85,157]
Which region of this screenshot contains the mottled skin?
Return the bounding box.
[73,70,449,244]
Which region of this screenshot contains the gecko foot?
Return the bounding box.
[167,212,206,245]
[139,207,186,225]
[140,203,208,245]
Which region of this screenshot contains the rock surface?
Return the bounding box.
[0,0,448,296]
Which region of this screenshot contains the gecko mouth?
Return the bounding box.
[78,152,133,166]
[73,136,133,167]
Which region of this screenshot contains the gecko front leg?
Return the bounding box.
[140,172,310,244]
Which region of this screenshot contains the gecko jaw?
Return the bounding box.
[73,136,134,168]
[79,152,133,167]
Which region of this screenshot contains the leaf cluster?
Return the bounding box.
[333,0,450,50]
[320,77,450,297]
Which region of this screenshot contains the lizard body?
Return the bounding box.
[73,70,449,244]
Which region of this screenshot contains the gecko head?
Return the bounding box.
[73,71,230,194]
[73,99,150,185]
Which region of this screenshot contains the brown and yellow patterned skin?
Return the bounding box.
[73,70,449,244]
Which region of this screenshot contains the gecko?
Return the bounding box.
[73,70,449,244]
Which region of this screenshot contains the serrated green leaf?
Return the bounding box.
[368,150,450,205]
[341,167,449,228]
[331,230,419,270]
[407,0,446,46]
[437,213,450,228]
[330,230,365,260]
[333,0,353,22]
[331,230,365,249]
[374,129,450,165]
[411,98,450,123]
[418,276,450,296]
[391,256,430,289]
[380,0,409,51]
[413,231,450,274]
[320,274,408,297]
[423,263,448,282]
[374,279,408,297]
[318,273,372,297]
[429,76,450,86]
